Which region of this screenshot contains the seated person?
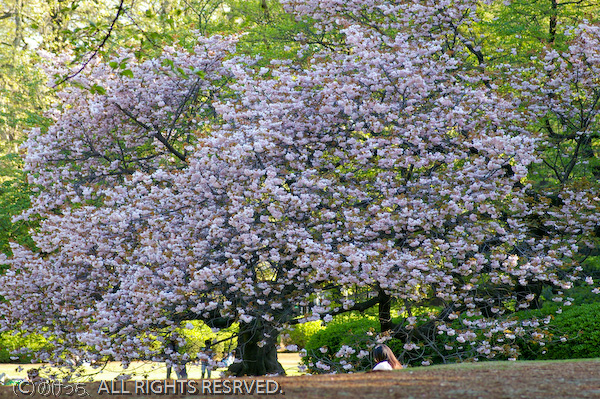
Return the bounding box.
[372,344,402,371]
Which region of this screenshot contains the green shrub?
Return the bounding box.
[303,307,590,372]
[302,313,467,373]
[0,152,38,257]
[514,302,600,360]
[303,316,394,373]
[541,302,600,360]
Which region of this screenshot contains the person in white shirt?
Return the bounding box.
[372,344,402,371]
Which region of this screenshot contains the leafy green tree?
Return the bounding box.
[0,151,37,269]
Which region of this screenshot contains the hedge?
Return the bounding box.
[533,302,600,360]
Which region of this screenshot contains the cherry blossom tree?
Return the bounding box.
[1,0,598,377]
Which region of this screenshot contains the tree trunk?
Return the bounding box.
[549,0,558,44]
[227,322,285,376]
[13,0,24,50]
[260,0,271,20]
[378,288,393,333]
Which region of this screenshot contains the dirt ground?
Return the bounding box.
[1,358,599,398]
[272,359,600,399]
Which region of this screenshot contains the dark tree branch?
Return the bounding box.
[166,78,202,141]
[549,0,558,44]
[113,103,187,162]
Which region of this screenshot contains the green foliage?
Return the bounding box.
[304,303,600,372]
[302,316,379,373]
[515,302,600,361]
[283,320,323,349]
[563,286,599,307]
[582,256,600,278]
[0,58,49,148]
[477,0,600,65]
[0,331,49,363]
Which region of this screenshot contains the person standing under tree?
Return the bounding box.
[201,339,214,379]
[165,335,188,379]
